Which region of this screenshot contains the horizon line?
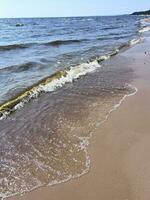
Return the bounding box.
[0,13,131,19]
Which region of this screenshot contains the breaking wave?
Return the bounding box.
[139,18,150,33]
[139,26,150,33]
[0,60,101,119]
[0,48,120,120]
[0,36,142,120]
[129,37,144,45]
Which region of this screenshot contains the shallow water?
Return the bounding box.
[0,54,136,199]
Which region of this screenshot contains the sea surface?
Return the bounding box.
[0,15,143,106]
[0,15,149,199]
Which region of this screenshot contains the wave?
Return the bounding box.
[97,34,133,41]
[0,59,105,119]
[0,46,124,120]
[0,34,138,54]
[115,37,143,49]
[139,18,150,33]
[102,26,121,31]
[139,26,150,33]
[0,36,142,119]
[0,43,125,75]
[110,37,143,49]
[0,39,86,52]
[0,61,43,73]
[0,40,139,120]
[44,39,87,46]
[129,37,143,46]
[0,43,30,51]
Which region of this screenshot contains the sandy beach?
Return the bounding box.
[6,30,150,200]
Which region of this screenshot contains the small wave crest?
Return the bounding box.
[44,39,86,46]
[0,43,30,51]
[102,26,120,31]
[139,26,150,33]
[0,39,86,52]
[0,61,44,73]
[129,37,143,46]
[139,18,150,33]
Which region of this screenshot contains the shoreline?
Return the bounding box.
[2,79,137,200]
[6,34,150,200]
[0,37,143,120]
[3,84,138,200]
[1,43,135,200]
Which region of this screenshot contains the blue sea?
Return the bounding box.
[0,15,143,105]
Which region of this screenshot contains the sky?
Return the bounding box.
[0,0,150,18]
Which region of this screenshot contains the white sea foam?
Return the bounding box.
[97,55,111,61]
[140,18,150,25]
[0,60,101,120]
[129,38,143,46]
[139,17,150,33]
[41,60,101,92]
[139,26,150,33]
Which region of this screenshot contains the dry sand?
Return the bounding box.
[8,36,150,200]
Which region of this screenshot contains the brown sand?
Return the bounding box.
[8,37,150,200]
[144,18,150,23]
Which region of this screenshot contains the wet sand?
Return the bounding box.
[145,18,150,23]
[7,36,150,200]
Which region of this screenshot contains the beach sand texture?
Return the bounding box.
[6,31,150,200]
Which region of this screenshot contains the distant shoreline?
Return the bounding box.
[132,9,150,15]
